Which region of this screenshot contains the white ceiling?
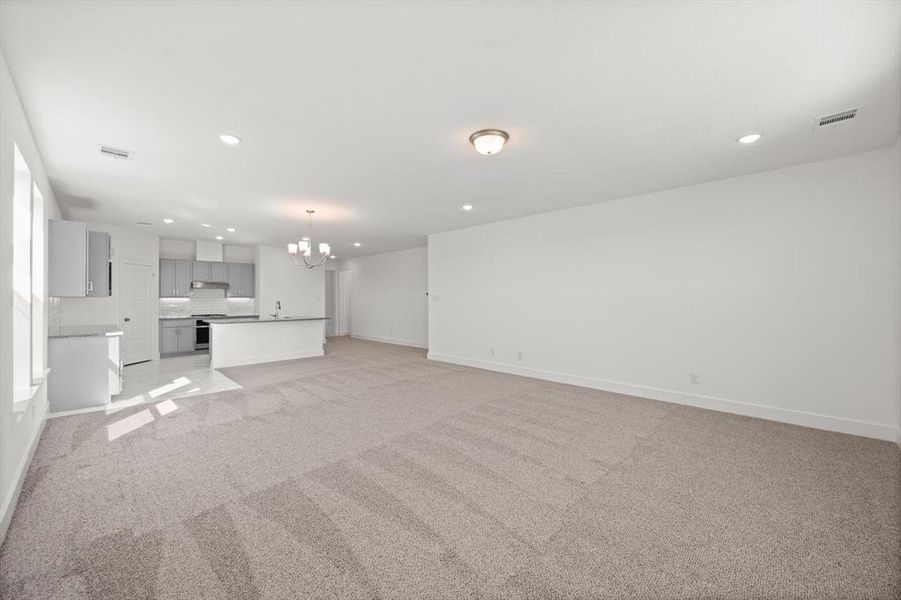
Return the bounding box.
[1,1,899,257]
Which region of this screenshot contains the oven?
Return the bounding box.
[192,314,225,351]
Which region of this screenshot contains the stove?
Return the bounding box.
[191,315,226,350]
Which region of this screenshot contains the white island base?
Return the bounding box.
[209,317,327,369]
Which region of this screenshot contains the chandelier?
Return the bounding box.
[287,210,331,269]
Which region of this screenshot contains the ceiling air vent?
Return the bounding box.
[817,109,857,128]
[98,144,133,160]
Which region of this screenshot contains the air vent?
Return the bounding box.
[99,144,133,160]
[817,109,857,128]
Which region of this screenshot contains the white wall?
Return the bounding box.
[429,143,901,443]
[255,245,324,318]
[159,238,254,263]
[338,247,429,348]
[58,223,161,360]
[0,50,62,541]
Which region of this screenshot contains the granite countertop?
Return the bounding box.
[159,315,259,320]
[49,324,124,339]
[207,316,329,324]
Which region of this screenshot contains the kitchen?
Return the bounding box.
[47,222,330,415]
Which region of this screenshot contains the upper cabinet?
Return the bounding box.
[87,231,111,297]
[160,259,254,297]
[192,261,211,282]
[191,260,229,282]
[159,259,192,297]
[227,263,255,297]
[49,220,111,297]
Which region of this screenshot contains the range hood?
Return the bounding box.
[191,280,229,290]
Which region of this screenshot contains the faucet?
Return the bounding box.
[270,300,281,319]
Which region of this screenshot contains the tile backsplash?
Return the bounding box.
[159,288,256,317]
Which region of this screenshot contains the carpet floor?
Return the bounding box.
[1,337,899,599]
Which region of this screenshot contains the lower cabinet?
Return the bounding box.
[160,320,196,355]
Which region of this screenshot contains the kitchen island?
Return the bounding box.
[208,316,328,368]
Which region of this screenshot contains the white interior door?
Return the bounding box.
[337,269,351,336]
[121,261,153,365]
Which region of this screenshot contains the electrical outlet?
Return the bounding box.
[689,373,700,384]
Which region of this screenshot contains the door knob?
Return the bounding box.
[124,317,131,322]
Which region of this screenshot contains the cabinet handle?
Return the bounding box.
[87,281,93,292]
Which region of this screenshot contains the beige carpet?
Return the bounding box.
[1,336,899,599]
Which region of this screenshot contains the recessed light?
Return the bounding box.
[219,134,241,145]
[301,236,309,241]
[226,227,236,233]
[215,235,223,241]
[330,255,337,259]
[163,218,174,224]
[469,129,509,155]
[461,204,474,211]
[201,223,211,228]
[353,242,361,247]
[737,133,762,144]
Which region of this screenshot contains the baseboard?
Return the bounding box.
[0,400,47,546]
[351,334,428,349]
[427,352,901,444]
[212,349,324,369]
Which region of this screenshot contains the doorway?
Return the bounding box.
[337,268,352,336]
[121,261,154,365]
[324,270,337,337]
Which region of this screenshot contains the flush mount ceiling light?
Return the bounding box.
[287,210,330,269]
[461,204,474,211]
[215,235,223,240]
[201,223,211,228]
[163,218,174,224]
[219,134,241,145]
[469,129,508,156]
[226,227,236,233]
[737,133,762,144]
[353,242,361,247]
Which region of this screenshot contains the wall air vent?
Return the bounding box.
[817,109,858,128]
[98,144,133,160]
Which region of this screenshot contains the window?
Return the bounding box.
[12,144,33,396]
[32,182,44,376]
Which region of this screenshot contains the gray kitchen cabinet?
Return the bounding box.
[160,326,178,354]
[192,261,211,282]
[210,262,229,281]
[159,259,192,297]
[49,220,87,297]
[177,326,195,353]
[86,231,111,297]
[227,262,255,297]
[160,319,196,355]
[49,220,112,298]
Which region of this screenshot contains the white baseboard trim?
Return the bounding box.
[427,352,901,444]
[212,349,325,369]
[0,401,47,545]
[351,334,428,349]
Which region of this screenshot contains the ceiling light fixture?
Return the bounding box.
[353,242,361,247]
[226,227,236,233]
[163,218,174,224]
[469,129,509,156]
[287,210,330,269]
[215,235,223,241]
[201,223,211,228]
[220,134,241,145]
[461,204,474,211]
[737,133,762,144]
